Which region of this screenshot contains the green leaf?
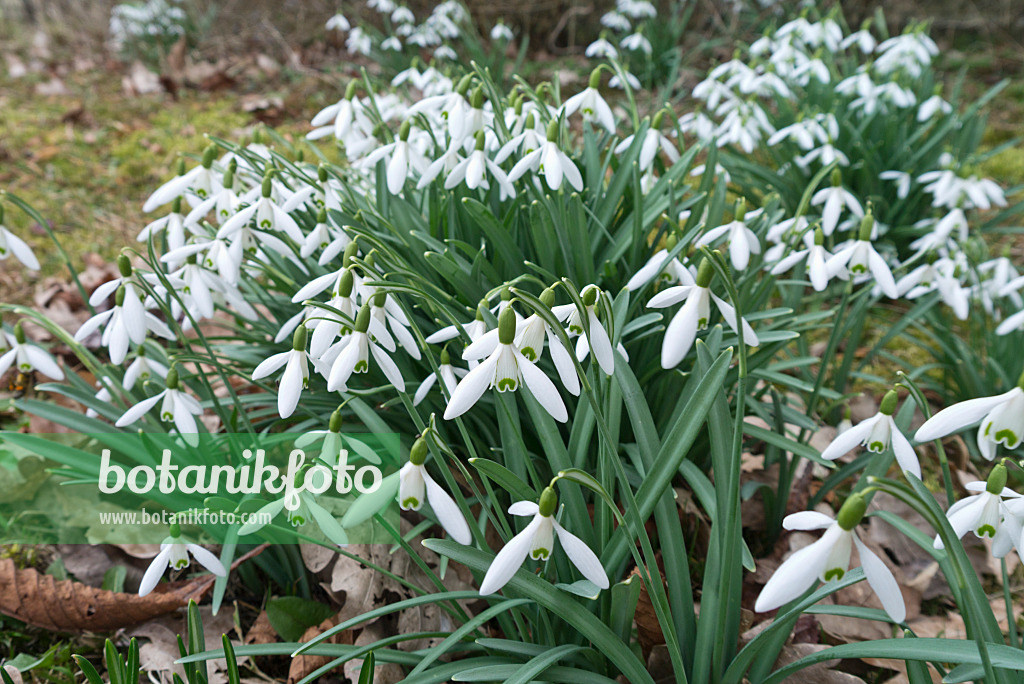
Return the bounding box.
[357,651,375,684]
[470,457,535,503]
[423,540,654,684]
[340,471,400,527]
[266,596,338,642]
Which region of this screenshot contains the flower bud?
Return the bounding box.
[292,325,307,352]
[338,268,355,298]
[837,493,867,531]
[456,74,474,96]
[318,164,329,183]
[696,257,714,288]
[175,157,187,176]
[734,198,747,222]
[201,145,217,169]
[987,463,1008,495]
[343,240,359,266]
[329,407,343,433]
[118,254,133,278]
[525,112,535,130]
[831,168,842,188]
[539,287,556,308]
[475,300,488,320]
[171,196,182,214]
[546,119,559,143]
[588,67,602,90]
[354,302,372,333]
[317,207,327,224]
[814,227,824,246]
[14,321,26,345]
[581,285,599,307]
[879,389,899,416]
[166,366,180,390]
[652,110,666,130]
[498,306,516,345]
[115,285,126,308]
[666,233,678,251]
[440,347,451,365]
[261,173,274,198]
[538,486,558,517]
[858,212,874,242]
[169,521,181,538]
[470,86,485,110]
[410,437,428,466]
[345,81,358,100]
[399,120,412,142]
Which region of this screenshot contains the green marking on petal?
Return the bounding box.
[173,558,188,570]
[868,441,885,453]
[531,548,550,561]
[978,524,997,538]
[995,428,1018,445]
[401,497,421,510]
[824,567,845,581]
[354,360,368,373]
[521,347,537,361]
[496,377,518,392]
[851,264,867,274]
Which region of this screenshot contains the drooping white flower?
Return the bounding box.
[73,285,169,365]
[137,196,187,252]
[811,172,863,236]
[0,205,40,271]
[0,322,64,381]
[551,285,615,375]
[916,371,1024,461]
[490,21,513,42]
[399,437,472,544]
[647,258,759,369]
[444,306,567,422]
[326,303,406,393]
[218,173,304,245]
[507,120,583,192]
[251,326,311,418]
[143,146,222,212]
[561,69,616,134]
[879,170,912,200]
[918,92,952,121]
[325,13,349,31]
[625,232,694,292]
[615,111,680,172]
[359,120,429,195]
[696,200,762,271]
[769,228,846,292]
[239,471,348,547]
[138,526,225,597]
[933,464,1021,549]
[115,366,203,443]
[825,214,899,299]
[585,37,618,59]
[819,390,920,478]
[123,348,169,390]
[514,287,581,396]
[479,487,608,595]
[755,495,905,622]
[445,132,516,200]
[414,348,467,405]
[621,31,652,54]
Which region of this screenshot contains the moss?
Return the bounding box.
[979,146,1024,188]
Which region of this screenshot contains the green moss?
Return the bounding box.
[979,146,1024,188]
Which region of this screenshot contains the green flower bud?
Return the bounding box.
[498,306,517,345]
[292,325,307,352]
[373,291,387,308]
[470,86,485,109]
[318,164,329,183]
[261,173,274,198]
[546,119,559,143]
[858,212,874,242]
[474,130,486,151]
[652,110,665,130]
[525,112,535,130]
[14,321,26,345]
[118,254,133,278]
[175,157,187,176]
[399,120,412,142]
[440,348,451,365]
[171,196,182,214]
[317,207,328,224]
[166,366,180,390]
[538,486,558,517]
[588,67,602,90]
[343,240,359,267]
[837,493,867,531]
[115,285,126,308]
[410,437,428,466]
[224,160,236,188]
[814,227,824,246]
[475,300,488,321]
[831,168,842,188]
[581,285,599,307]
[734,198,747,222]
[666,233,678,251]
[354,302,372,333]
[987,463,1008,495]
[879,390,899,416]
[201,145,217,169]
[169,521,181,538]
[539,287,556,308]
[456,74,474,96]
[338,268,354,298]
[345,81,358,100]
[296,149,304,164]
[329,407,343,433]
[696,258,714,288]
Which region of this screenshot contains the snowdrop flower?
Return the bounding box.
[218,173,304,245]
[755,494,905,622]
[811,171,864,236]
[327,303,405,393]
[0,205,40,271]
[514,288,581,396]
[615,111,680,173]
[769,228,846,292]
[495,112,544,165]
[479,487,608,595]
[143,146,222,212]
[359,120,429,195]
[325,13,349,31]
[426,300,490,347]
[369,290,420,361]
[239,468,348,546]
[444,306,567,422]
[252,326,311,418]
[617,0,656,18]
[562,68,616,134]
[918,90,952,121]
[139,523,225,597]
[137,196,187,252]
[399,437,472,544]
[600,11,631,32]
[625,233,694,292]
[301,207,352,263]
[932,463,1021,549]
[841,27,877,54]
[507,120,583,192]
[819,390,920,478]
[445,132,516,200]
[897,256,969,320]
[346,27,372,56]
[585,36,618,59]
[826,213,899,299]
[879,170,912,200]
[696,200,761,271]
[391,6,414,24]
[0,322,64,381]
[609,71,641,90]
[550,285,616,375]
[308,82,366,142]
[996,306,1024,336]
[414,348,467,405]
[916,370,1024,461]
[74,285,168,365]
[621,31,652,55]
[123,348,168,390]
[115,366,203,444]
[647,258,759,369]
[490,21,513,42]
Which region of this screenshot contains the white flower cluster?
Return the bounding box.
[109,0,187,49]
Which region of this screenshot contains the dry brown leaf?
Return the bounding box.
[299,543,335,574]
[774,644,866,683]
[127,604,242,684]
[632,565,666,659]
[344,622,405,684]
[287,614,352,684]
[0,556,215,632]
[243,610,278,646]
[2,665,23,684]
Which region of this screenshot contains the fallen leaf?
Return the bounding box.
[287,614,352,684]
[128,604,243,684]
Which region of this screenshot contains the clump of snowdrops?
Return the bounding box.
[3,6,1024,684]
